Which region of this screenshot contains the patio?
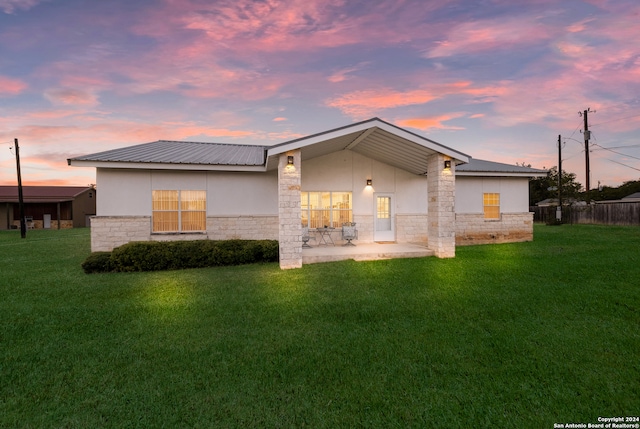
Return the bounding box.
[302,242,434,264]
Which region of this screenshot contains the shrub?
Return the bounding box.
[82,239,279,273]
[81,252,113,274]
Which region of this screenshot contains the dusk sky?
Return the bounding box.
[1,0,639,189]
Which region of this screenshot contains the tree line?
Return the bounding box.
[529,167,640,206]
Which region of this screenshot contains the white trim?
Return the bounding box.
[374,193,395,242]
[69,160,268,172]
[267,119,470,163]
[456,171,547,178]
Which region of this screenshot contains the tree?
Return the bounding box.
[592,179,640,201]
[529,166,582,206]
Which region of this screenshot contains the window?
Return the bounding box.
[152,190,206,232]
[483,193,500,219]
[301,192,352,228]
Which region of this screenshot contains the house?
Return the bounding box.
[0,185,96,230]
[68,118,546,269]
[621,192,640,202]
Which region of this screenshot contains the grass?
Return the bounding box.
[1,225,638,428]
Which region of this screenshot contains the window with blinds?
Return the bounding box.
[152,190,206,232]
[483,193,500,219]
[301,192,352,228]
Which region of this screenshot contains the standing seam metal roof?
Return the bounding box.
[70,140,268,166]
[455,158,547,175]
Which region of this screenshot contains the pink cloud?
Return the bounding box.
[397,114,466,131]
[0,0,44,14]
[44,88,99,106]
[327,88,439,118]
[327,81,510,119]
[0,75,27,95]
[273,117,287,122]
[425,15,553,58]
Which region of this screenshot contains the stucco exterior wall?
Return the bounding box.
[92,155,534,254]
[96,168,278,217]
[455,176,534,245]
[455,176,530,213]
[301,150,428,242]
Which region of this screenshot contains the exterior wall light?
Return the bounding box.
[287,155,294,165]
[366,179,372,186]
[444,160,452,170]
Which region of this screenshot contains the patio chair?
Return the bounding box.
[302,226,315,248]
[341,222,357,246]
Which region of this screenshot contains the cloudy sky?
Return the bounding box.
[1,0,639,188]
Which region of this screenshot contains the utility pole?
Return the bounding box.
[583,109,591,204]
[14,138,26,238]
[557,134,562,222]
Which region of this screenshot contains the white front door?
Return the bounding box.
[374,194,394,242]
[43,214,51,229]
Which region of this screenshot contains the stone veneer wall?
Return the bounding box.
[455,212,534,245]
[207,216,278,240]
[396,214,429,244]
[91,215,279,253]
[352,214,373,243]
[427,154,456,257]
[90,216,151,252]
[12,220,73,230]
[278,150,302,269]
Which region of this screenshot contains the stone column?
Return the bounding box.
[278,150,302,269]
[427,154,456,258]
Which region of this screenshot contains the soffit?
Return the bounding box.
[266,125,464,175]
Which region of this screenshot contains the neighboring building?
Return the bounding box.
[621,192,640,202]
[0,186,96,230]
[68,118,546,269]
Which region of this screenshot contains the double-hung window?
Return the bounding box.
[483,193,500,219]
[301,192,352,228]
[152,190,206,232]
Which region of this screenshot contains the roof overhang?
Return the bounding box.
[266,118,470,174]
[67,118,471,176]
[68,159,268,172]
[456,171,548,178]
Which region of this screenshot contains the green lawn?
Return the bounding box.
[1,225,638,428]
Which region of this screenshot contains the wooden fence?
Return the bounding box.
[531,202,640,226]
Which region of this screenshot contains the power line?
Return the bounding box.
[591,143,640,161]
[601,157,640,173]
[590,112,640,127]
[596,143,640,150]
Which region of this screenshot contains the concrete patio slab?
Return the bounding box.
[302,242,434,264]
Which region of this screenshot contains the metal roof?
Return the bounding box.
[265,117,470,174]
[69,140,267,167]
[455,158,548,177]
[0,186,93,203]
[68,118,477,176]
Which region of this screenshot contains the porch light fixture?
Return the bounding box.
[287,155,294,165]
[444,160,452,170]
[366,179,372,186]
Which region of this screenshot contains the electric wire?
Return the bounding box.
[590,112,640,127]
[601,158,640,173]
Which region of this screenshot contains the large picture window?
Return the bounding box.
[152,190,206,232]
[301,192,352,228]
[483,193,500,219]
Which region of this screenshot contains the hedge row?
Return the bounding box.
[82,239,279,273]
